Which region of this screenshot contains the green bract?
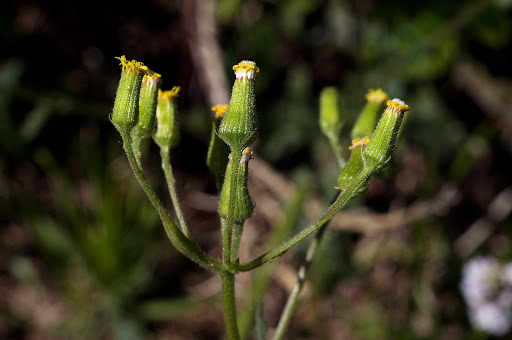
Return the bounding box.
[153,87,180,152]
[133,72,162,139]
[351,88,388,140]
[218,148,254,223]
[337,137,370,196]
[319,87,342,140]
[218,61,259,152]
[111,56,147,133]
[362,98,410,171]
[207,105,231,190]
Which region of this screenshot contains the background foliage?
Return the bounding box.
[1,0,512,339]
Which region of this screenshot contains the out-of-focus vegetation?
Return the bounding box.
[1,0,512,339]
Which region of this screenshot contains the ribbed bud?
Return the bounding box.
[111,56,147,133]
[153,87,180,152]
[132,72,162,139]
[337,137,370,196]
[362,98,410,170]
[351,88,388,139]
[218,61,259,152]
[207,105,230,190]
[218,147,255,222]
[319,87,342,140]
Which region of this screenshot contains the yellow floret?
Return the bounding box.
[241,147,254,163]
[211,104,229,120]
[349,136,370,150]
[386,98,411,113]
[158,86,180,101]
[143,72,162,84]
[365,88,388,104]
[232,60,260,75]
[116,55,149,73]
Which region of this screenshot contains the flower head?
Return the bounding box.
[365,88,388,104]
[232,60,259,81]
[211,104,229,120]
[218,60,259,152]
[361,98,410,170]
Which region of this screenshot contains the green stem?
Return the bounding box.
[223,150,242,264]
[160,148,192,240]
[272,225,328,340]
[222,272,240,340]
[130,133,143,169]
[221,217,231,262]
[220,150,243,339]
[230,222,243,263]
[328,135,346,169]
[232,168,371,273]
[119,131,224,274]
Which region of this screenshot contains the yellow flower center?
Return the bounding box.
[386,98,410,114]
[232,60,260,80]
[211,104,229,120]
[116,55,150,74]
[158,86,180,101]
[365,88,388,104]
[349,136,370,150]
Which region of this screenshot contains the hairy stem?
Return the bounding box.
[222,273,240,340]
[160,148,192,239]
[120,131,224,274]
[223,150,242,264]
[328,135,346,169]
[272,225,328,340]
[233,168,371,272]
[230,222,244,263]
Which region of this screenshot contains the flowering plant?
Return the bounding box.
[111,56,410,339]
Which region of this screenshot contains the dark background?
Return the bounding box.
[1,0,512,339]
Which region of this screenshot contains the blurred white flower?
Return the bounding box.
[460,256,500,306]
[468,303,511,336]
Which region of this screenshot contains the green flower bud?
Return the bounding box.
[319,87,342,140]
[130,72,162,167]
[133,72,162,139]
[362,98,410,171]
[218,147,254,223]
[111,56,148,133]
[153,87,180,152]
[336,137,370,196]
[207,105,231,190]
[351,88,388,139]
[218,61,259,152]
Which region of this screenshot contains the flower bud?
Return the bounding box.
[153,87,180,152]
[319,87,342,140]
[207,105,230,190]
[218,61,259,152]
[351,88,388,139]
[132,72,162,139]
[111,56,148,133]
[336,137,370,196]
[362,98,410,170]
[218,147,254,222]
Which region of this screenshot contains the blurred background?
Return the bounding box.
[1,0,512,339]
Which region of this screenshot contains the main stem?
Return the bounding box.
[222,273,240,340]
[221,149,243,339]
